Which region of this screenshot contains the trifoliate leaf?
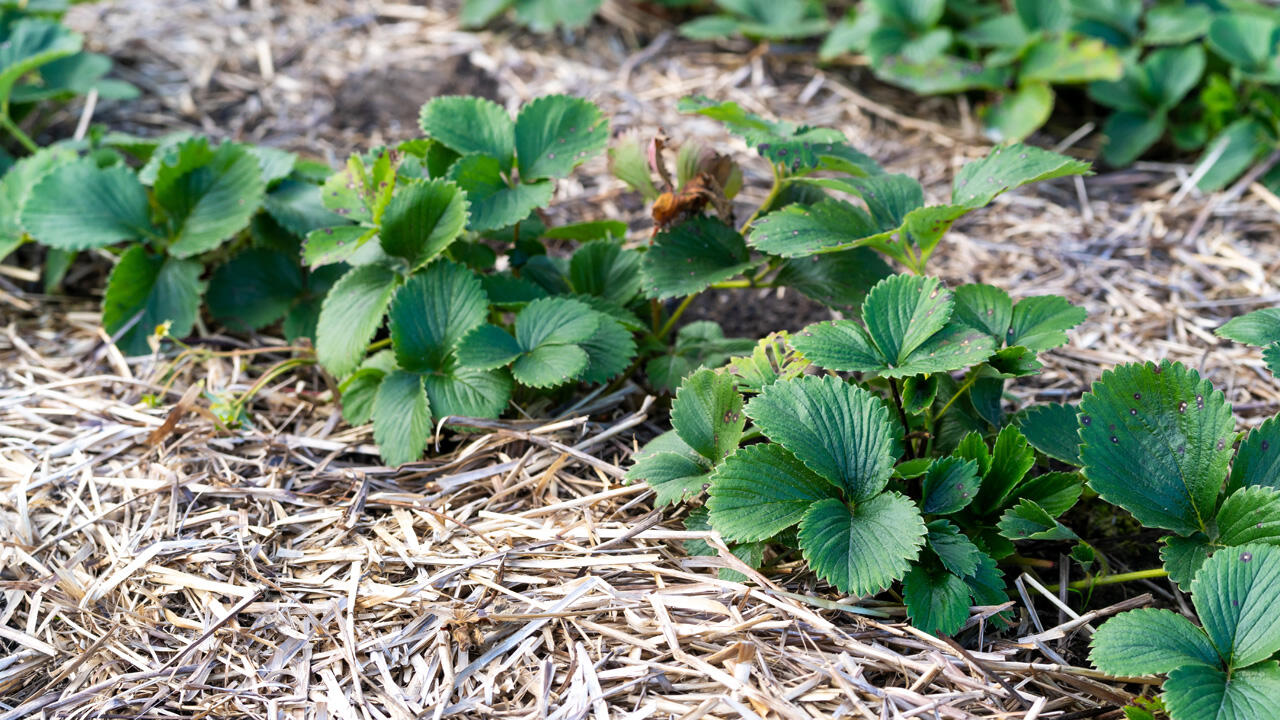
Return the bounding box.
[455,324,524,370]
[671,368,745,464]
[0,145,76,256]
[423,365,511,421]
[926,519,982,578]
[577,312,635,384]
[1164,662,1280,720]
[419,95,514,169]
[458,297,599,388]
[723,333,811,394]
[448,153,553,232]
[1217,308,1280,348]
[514,94,608,180]
[1013,471,1083,517]
[774,247,893,314]
[568,240,642,306]
[388,260,487,373]
[372,370,432,466]
[976,425,1037,514]
[1191,543,1280,668]
[920,456,981,515]
[101,245,204,356]
[339,367,386,426]
[951,143,1092,209]
[641,216,753,300]
[1079,360,1235,535]
[998,499,1079,541]
[626,451,712,506]
[378,179,468,272]
[206,247,303,331]
[962,549,1008,611]
[0,20,82,107]
[315,264,398,377]
[1016,403,1082,466]
[22,160,154,250]
[799,493,926,597]
[157,141,267,258]
[708,443,840,543]
[1230,416,1280,492]
[952,284,1013,340]
[903,565,972,637]
[1008,295,1087,351]
[746,375,899,502]
[864,274,952,365]
[1091,608,1220,676]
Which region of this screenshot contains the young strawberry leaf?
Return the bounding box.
[371,369,432,466]
[316,264,399,377]
[641,216,753,300]
[951,144,1091,209]
[722,333,811,394]
[1217,308,1280,347]
[303,225,377,268]
[568,240,642,306]
[1229,416,1280,492]
[627,445,713,507]
[388,260,487,373]
[774,247,893,314]
[798,493,926,596]
[101,245,203,355]
[920,456,981,515]
[0,19,82,112]
[514,94,608,181]
[423,364,512,421]
[419,95,515,170]
[1016,403,1082,466]
[745,375,899,502]
[1008,295,1088,351]
[707,443,840,543]
[448,153,553,232]
[975,425,1037,514]
[22,160,154,249]
[1091,608,1221,676]
[1079,360,1234,535]
[577,315,635,384]
[456,297,601,388]
[670,367,745,464]
[902,565,971,636]
[998,499,1078,541]
[926,520,983,578]
[0,144,76,258]
[156,141,266,258]
[205,247,304,331]
[378,179,469,272]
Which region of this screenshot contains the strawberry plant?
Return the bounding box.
[1216,307,1280,377]
[678,0,830,41]
[1091,544,1280,720]
[628,274,1090,636]
[1074,360,1280,589]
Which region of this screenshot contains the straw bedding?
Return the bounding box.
[3,0,1280,717]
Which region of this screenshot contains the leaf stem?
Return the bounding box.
[232,356,316,414]
[1050,568,1169,593]
[738,165,786,234]
[934,371,979,421]
[657,293,698,341]
[0,109,37,154]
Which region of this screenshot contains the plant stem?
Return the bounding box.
[0,111,37,154]
[709,279,752,289]
[738,166,786,233]
[657,293,698,341]
[888,378,915,459]
[366,338,392,354]
[934,371,979,421]
[233,357,316,414]
[1050,568,1169,593]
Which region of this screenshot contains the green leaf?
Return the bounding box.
[578,314,635,384]
[998,499,1078,541]
[1079,360,1235,535]
[626,451,712,506]
[903,565,971,636]
[447,153,552,232]
[388,261,487,373]
[1143,5,1213,45]
[457,297,600,388]
[1218,308,1280,347]
[424,365,511,421]
[1206,15,1280,75]
[723,333,811,394]
[1146,45,1206,110]
[315,264,398,377]
[953,283,1013,339]
[512,0,603,32]
[22,160,154,250]
[746,375,900,502]
[158,142,267,258]
[926,519,982,577]
[419,96,515,169]
[247,146,296,185]
[1192,544,1280,668]
[671,367,745,464]
[1020,36,1123,84]
[1101,111,1167,168]
[1215,486,1280,549]
[514,94,608,180]
[1165,662,1280,720]
[1230,417,1280,492]
[1264,344,1280,378]
[303,225,377,268]
[372,370,432,466]
[875,55,1011,94]
[101,246,203,356]
[1091,608,1220,676]
[641,216,753,300]
[1008,294,1087,352]
[774,247,893,314]
[962,550,1008,610]
[976,424,1037,513]
[206,248,303,331]
[264,179,350,237]
[982,82,1054,143]
[799,493,926,597]
[460,0,514,28]
[455,324,524,370]
[920,456,980,515]
[542,219,628,242]
[378,179,468,272]
[339,367,386,426]
[568,240,642,306]
[951,144,1092,209]
[1163,534,1215,590]
[708,443,840,543]
[863,272,952,365]
[0,145,75,255]
[0,19,81,108]
[1195,119,1268,193]
[747,198,887,258]
[1014,471,1083,517]
[1016,403,1082,465]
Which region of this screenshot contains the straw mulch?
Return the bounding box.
[3,0,1280,717]
[2,311,1154,718]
